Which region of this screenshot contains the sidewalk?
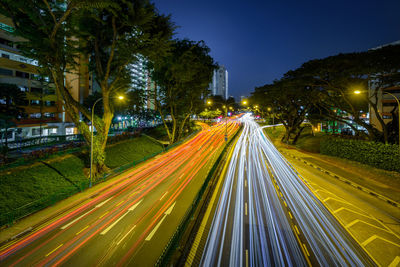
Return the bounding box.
[274,141,400,204]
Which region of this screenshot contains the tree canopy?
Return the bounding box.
[0,0,174,176]
[251,44,400,144]
[151,39,216,143]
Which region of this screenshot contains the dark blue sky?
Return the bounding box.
[153,0,400,100]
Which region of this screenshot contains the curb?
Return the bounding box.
[279,150,400,208]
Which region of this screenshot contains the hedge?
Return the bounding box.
[320,138,400,172]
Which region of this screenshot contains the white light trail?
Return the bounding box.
[201,114,372,266]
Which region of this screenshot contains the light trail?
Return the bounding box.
[0,120,240,266]
[201,114,374,266]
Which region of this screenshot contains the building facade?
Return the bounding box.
[129,55,156,110]
[209,65,228,100]
[0,15,77,142]
[369,83,400,132]
[368,41,400,132]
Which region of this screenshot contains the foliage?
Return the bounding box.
[252,44,400,145]
[199,109,223,120]
[320,138,400,172]
[0,83,26,158]
[252,77,319,144]
[291,45,400,143]
[151,39,215,143]
[0,0,174,177]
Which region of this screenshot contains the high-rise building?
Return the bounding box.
[128,55,156,110]
[0,15,76,141]
[209,65,228,100]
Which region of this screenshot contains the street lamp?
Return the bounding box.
[354,90,400,149]
[90,95,124,187]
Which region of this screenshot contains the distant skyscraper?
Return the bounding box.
[209,65,228,100]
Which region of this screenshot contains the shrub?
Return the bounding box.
[320,138,400,172]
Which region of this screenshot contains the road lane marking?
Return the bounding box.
[185,137,238,266]
[323,197,351,205]
[76,225,89,235]
[244,179,247,187]
[100,200,142,235]
[96,198,112,208]
[159,192,168,201]
[288,211,293,219]
[117,225,136,245]
[146,215,167,241]
[346,219,389,232]
[283,200,287,207]
[303,243,310,257]
[116,200,124,207]
[101,211,130,235]
[164,202,176,215]
[333,207,372,218]
[179,174,185,179]
[245,249,249,267]
[129,191,138,198]
[145,202,176,241]
[294,225,300,235]
[99,211,109,219]
[389,256,400,267]
[129,199,143,211]
[245,202,248,216]
[61,209,93,229]
[362,235,400,247]
[45,244,63,257]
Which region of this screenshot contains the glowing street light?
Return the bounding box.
[354,90,400,149]
[90,95,124,187]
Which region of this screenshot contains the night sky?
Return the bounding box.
[152,0,400,100]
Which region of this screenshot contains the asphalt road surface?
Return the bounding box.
[0,121,240,266]
[201,114,375,266]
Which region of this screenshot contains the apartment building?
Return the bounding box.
[368,41,400,132]
[0,15,76,142]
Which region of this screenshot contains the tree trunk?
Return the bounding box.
[292,126,305,145]
[177,114,191,141]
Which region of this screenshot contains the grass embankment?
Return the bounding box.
[263,125,328,153]
[262,124,400,201]
[0,135,163,217]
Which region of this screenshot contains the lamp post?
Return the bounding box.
[354,90,400,151]
[90,95,124,187]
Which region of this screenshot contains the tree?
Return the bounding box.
[151,39,215,144]
[293,45,400,143]
[199,108,222,121]
[0,83,26,159]
[252,76,318,144]
[0,0,174,176]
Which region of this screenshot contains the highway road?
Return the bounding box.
[0,120,240,266]
[201,114,375,266]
